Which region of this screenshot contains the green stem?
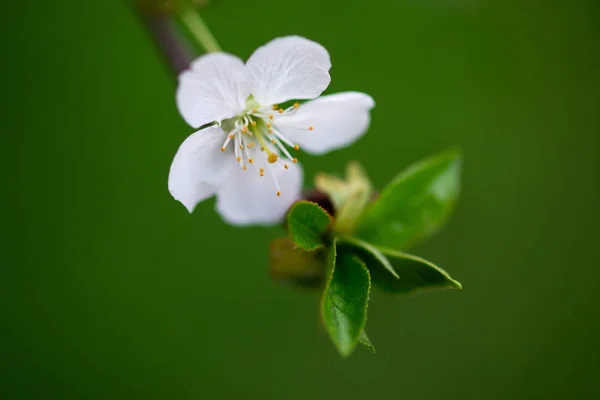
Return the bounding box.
[179,7,221,53]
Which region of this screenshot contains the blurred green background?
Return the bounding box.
[2,0,599,398]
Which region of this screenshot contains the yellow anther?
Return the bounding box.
[261,146,265,151]
[259,168,265,173]
[243,166,247,171]
[260,173,264,177]
[278,108,284,114]
[252,108,257,113]
[268,128,274,133]
[277,191,281,196]
[228,134,234,139]
[292,158,298,163]
[269,115,274,120]
[251,121,257,126]
[293,145,300,150]
[237,156,241,162]
[249,158,254,164]
[247,143,255,148]
[241,125,248,133]
[308,126,314,131]
[284,164,289,169]
[293,102,300,109]
[271,139,277,144]
[220,147,225,152]
[240,145,244,149]
[266,123,271,128]
[267,153,279,164]
[272,104,279,110]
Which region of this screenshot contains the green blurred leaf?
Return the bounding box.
[338,236,399,279]
[371,248,462,294]
[269,237,325,289]
[321,241,371,358]
[356,149,462,249]
[359,330,376,354]
[287,201,332,251]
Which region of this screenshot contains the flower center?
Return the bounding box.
[219,98,314,196]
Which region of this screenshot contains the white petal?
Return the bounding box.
[177,53,251,128]
[276,92,375,155]
[215,158,303,226]
[168,126,234,213]
[245,36,331,106]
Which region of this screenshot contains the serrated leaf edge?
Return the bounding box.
[287,200,333,251]
[320,240,372,358]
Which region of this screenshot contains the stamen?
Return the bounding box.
[294,145,300,150]
[269,115,274,120]
[240,144,244,149]
[255,127,280,162]
[309,126,314,131]
[266,123,271,129]
[263,156,282,196]
[220,131,236,151]
[233,130,240,161]
[242,136,253,165]
[270,134,295,161]
[293,102,300,109]
[237,156,242,162]
[267,153,279,163]
[293,158,298,163]
[245,116,256,133]
[270,127,295,148]
[243,166,247,171]
[278,108,284,114]
[284,164,289,169]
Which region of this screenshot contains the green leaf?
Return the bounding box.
[287,201,332,251]
[371,248,462,294]
[359,330,376,354]
[337,236,399,279]
[356,148,462,249]
[269,237,325,289]
[321,241,371,357]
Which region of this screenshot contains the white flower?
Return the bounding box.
[169,36,375,226]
